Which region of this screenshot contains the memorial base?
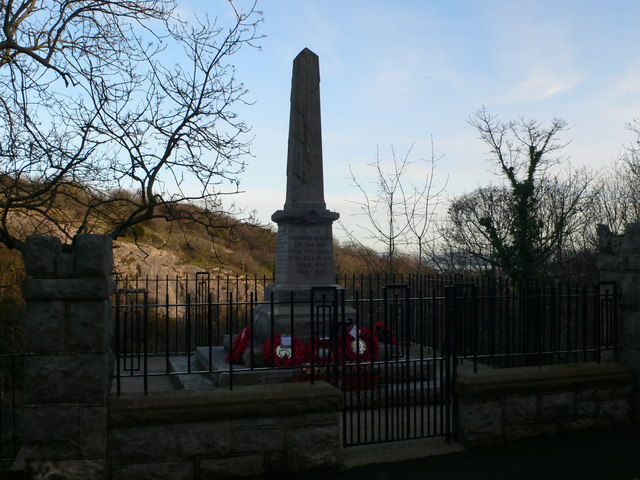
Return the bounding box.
[253,284,356,344]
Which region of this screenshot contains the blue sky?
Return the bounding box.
[189,0,640,248]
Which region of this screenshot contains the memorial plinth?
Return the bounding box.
[251,48,353,347]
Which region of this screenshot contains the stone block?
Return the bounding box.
[539,392,574,419]
[576,400,596,415]
[504,423,558,441]
[199,455,265,478]
[233,428,284,453]
[621,223,640,250]
[25,353,111,404]
[28,459,105,480]
[23,406,80,460]
[457,400,503,445]
[265,452,285,471]
[597,398,631,425]
[575,389,595,401]
[617,350,640,385]
[617,275,640,306]
[285,424,339,471]
[68,300,111,351]
[595,386,633,399]
[110,425,178,462]
[22,277,115,301]
[24,300,65,353]
[178,421,232,457]
[73,234,113,277]
[620,315,640,350]
[611,236,622,254]
[234,412,337,429]
[626,254,640,271]
[561,417,596,431]
[112,461,193,480]
[57,252,74,278]
[597,255,622,271]
[503,395,537,424]
[632,392,640,423]
[23,235,61,278]
[81,406,107,457]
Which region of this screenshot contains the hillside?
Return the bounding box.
[114,217,278,280]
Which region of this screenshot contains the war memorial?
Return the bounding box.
[7,49,639,480]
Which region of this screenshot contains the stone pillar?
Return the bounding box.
[22,234,114,479]
[598,223,640,421]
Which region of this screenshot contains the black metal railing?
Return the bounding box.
[446,280,617,370]
[111,278,617,446]
[112,279,617,380]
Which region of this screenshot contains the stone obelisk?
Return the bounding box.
[252,48,344,344]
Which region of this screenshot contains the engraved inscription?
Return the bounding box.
[276,224,334,283]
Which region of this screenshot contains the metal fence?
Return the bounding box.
[111,276,617,446]
[446,280,617,369]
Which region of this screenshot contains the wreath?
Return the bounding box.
[263,333,307,367]
[342,326,378,362]
[373,321,397,345]
[226,327,252,364]
[306,337,343,365]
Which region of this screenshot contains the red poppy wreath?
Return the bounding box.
[226,327,252,364]
[343,326,378,362]
[263,333,306,367]
[373,321,397,345]
[306,337,342,365]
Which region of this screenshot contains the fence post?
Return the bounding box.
[21,234,114,479]
[598,223,640,422]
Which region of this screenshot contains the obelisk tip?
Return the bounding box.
[296,47,318,60]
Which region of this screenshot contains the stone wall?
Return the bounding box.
[107,382,342,479]
[598,224,640,385]
[22,234,114,479]
[456,362,633,446]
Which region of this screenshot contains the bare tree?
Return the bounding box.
[341,142,446,274]
[0,0,262,251]
[403,137,447,273]
[592,120,640,235]
[342,146,412,274]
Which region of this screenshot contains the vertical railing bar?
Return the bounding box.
[143,290,149,395]
[115,288,121,396]
[186,292,191,374]
[594,283,601,364]
[208,291,213,372]
[229,291,234,390]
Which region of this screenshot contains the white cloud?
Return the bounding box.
[503,70,582,103]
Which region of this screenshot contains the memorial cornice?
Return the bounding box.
[271,208,339,225]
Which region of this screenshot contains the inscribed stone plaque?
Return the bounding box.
[276,223,334,285]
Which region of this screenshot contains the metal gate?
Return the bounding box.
[334,284,458,447]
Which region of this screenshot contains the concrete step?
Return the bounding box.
[168,355,217,390]
[193,345,449,387]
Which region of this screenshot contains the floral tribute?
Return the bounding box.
[306,337,342,365]
[343,326,378,362]
[373,321,397,346]
[225,327,252,364]
[263,333,307,367]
